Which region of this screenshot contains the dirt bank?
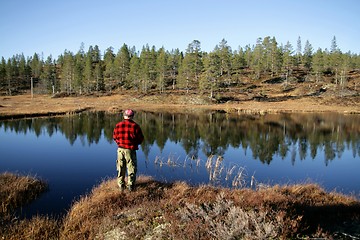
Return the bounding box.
[1,91,359,120]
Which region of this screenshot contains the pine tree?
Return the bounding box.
[60,50,74,93]
[139,45,157,92]
[30,53,42,80]
[200,51,220,98]
[41,55,56,93]
[127,52,141,90]
[5,58,13,95]
[74,44,85,94]
[252,37,264,79]
[262,36,271,73]
[103,47,115,92]
[94,61,104,92]
[92,45,103,92]
[340,51,351,88]
[312,48,324,82]
[0,57,6,90]
[178,52,191,92]
[217,38,232,85]
[282,41,294,84]
[270,37,282,77]
[179,40,203,92]
[83,46,93,93]
[329,36,342,84]
[114,44,130,88]
[295,36,302,69]
[189,40,203,83]
[168,48,182,90]
[303,40,313,73]
[231,47,246,84]
[18,54,27,84]
[243,44,252,68]
[156,47,168,93]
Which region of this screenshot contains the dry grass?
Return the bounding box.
[1,91,360,121]
[60,176,360,239]
[1,215,60,240]
[1,173,360,239]
[0,172,47,218]
[0,172,58,240]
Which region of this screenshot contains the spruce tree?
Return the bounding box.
[103,47,115,92]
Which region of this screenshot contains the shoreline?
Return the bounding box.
[1,93,359,120]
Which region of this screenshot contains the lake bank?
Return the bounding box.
[1,173,360,239]
[1,92,360,120]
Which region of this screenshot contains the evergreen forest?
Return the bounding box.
[1,36,359,97]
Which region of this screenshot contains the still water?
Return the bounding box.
[1,111,360,217]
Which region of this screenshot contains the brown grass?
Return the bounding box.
[60,176,360,239]
[1,173,360,239]
[1,215,60,240]
[0,172,47,218]
[0,172,57,240]
[1,90,360,121]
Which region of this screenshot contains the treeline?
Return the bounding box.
[1,36,359,96]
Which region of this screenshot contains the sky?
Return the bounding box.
[1,0,359,60]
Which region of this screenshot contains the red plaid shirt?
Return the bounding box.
[113,119,144,150]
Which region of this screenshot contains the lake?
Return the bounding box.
[1,111,359,217]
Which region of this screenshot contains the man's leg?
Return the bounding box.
[124,149,137,190]
[116,148,126,190]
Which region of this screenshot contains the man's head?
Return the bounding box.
[123,109,135,119]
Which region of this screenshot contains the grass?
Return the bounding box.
[0,172,47,218]
[0,172,58,239]
[1,173,360,239]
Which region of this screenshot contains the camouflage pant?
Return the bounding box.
[116,148,137,188]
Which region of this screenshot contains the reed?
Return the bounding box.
[153,153,260,189]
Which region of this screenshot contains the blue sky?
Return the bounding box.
[1,0,359,59]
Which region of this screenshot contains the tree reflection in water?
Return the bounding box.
[1,111,359,190]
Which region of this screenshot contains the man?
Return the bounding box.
[113,109,144,191]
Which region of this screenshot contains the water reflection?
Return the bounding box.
[1,111,360,216]
[2,111,358,164]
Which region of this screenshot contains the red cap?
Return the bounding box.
[124,109,134,117]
